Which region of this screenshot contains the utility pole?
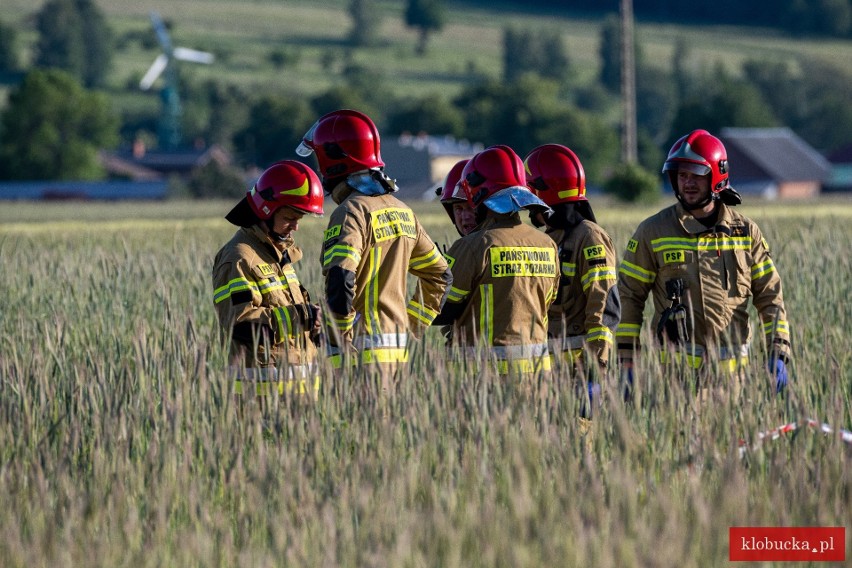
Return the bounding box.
[620,0,637,164]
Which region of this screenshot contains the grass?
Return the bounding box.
[0,197,849,566]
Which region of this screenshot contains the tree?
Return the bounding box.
[308,63,390,121]
[503,27,570,82]
[34,0,112,88]
[0,69,119,180]
[671,36,691,102]
[405,0,445,56]
[348,0,383,47]
[201,81,253,149]
[173,79,254,150]
[540,30,571,82]
[603,162,661,204]
[454,76,618,180]
[668,71,777,144]
[187,160,247,199]
[386,94,465,137]
[0,20,20,74]
[782,0,851,36]
[598,15,621,94]
[76,0,112,87]
[599,13,647,97]
[232,96,313,168]
[636,66,676,144]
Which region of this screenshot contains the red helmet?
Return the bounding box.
[523,144,587,205]
[459,145,526,208]
[295,109,384,180]
[226,160,323,227]
[662,129,730,193]
[438,158,469,219]
[251,160,324,217]
[459,145,550,215]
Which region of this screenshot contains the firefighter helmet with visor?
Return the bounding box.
[457,145,551,215]
[662,129,730,193]
[296,109,384,180]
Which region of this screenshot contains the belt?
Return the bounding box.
[553,335,586,351]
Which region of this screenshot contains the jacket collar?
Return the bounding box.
[330,181,354,204]
[243,225,302,264]
[481,212,522,230]
[675,202,735,235]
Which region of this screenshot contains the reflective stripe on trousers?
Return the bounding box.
[659,344,749,372]
[230,365,320,396]
[548,336,585,367]
[463,343,552,375]
[327,348,409,369]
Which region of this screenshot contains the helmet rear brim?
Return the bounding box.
[483,186,553,216]
[225,197,259,227]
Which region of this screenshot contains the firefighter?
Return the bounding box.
[432,145,559,379]
[213,160,325,399]
[295,109,451,379]
[437,158,477,237]
[524,144,621,415]
[434,158,476,347]
[617,129,791,400]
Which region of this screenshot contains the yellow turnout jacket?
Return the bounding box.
[617,203,791,366]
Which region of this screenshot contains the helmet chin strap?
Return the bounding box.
[670,172,718,211]
[264,219,289,243]
[674,190,717,211]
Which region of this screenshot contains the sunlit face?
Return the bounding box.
[452,201,477,236]
[676,170,712,209]
[270,206,304,238]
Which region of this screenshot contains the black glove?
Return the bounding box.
[308,303,324,346]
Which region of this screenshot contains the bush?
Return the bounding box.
[603,162,662,204]
[186,160,247,198]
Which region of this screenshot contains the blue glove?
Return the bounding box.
[769,357,788,393]
[579,382,601,419]
[620,362,635,401]
[588,382,601,405]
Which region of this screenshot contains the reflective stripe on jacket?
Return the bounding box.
[442,214,559,366]
[546,220,620,367]
[616,203,790,362]
[321,190,451,365]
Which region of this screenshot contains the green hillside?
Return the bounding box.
[4,0,852,105]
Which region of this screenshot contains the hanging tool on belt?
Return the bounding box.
[656,278,690,346]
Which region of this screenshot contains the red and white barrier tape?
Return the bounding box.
[738,419,852,457]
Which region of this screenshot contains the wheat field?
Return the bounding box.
[0,198,849,566]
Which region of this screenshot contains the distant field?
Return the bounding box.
[0,199,849,564]
[4,0,852,106]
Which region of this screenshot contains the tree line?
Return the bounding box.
[480,0,852,38]
[1,0,851,200]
